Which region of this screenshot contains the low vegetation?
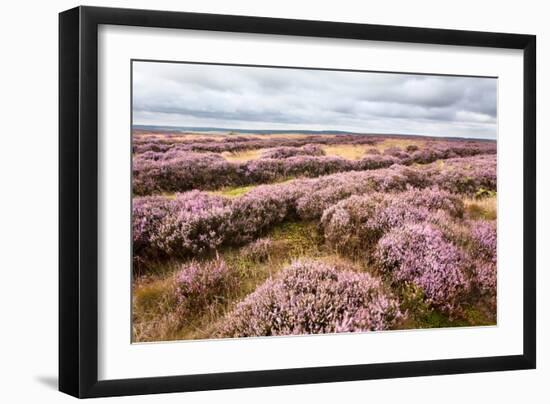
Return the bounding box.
[132,132,497,342]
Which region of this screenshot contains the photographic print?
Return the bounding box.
[131,61,497,343]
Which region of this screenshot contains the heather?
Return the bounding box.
[175,257,235,315]
[132,132,497,342]
[320,187,464,254]
[375,223,470,315]
[241,238,273,262]
[133,155,496,269]
[217,260,403,337]
[260,144,325,159]
[133,135,496,195]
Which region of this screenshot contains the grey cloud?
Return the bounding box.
[132,61,497,139]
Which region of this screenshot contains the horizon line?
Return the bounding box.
[132,124,497,141]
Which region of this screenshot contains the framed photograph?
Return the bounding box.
[59,6,536,398]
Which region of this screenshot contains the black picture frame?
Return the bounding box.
[59,5,536,398]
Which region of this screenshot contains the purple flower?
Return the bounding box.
[375,222,470,315]
[217,260,403,337]
[175,257,233,313]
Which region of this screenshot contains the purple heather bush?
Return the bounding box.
[217,260,403,337]
[375,222,470,315]
[260,144,325,159]
[433,155,497,195]
[293,163,444,221]
[320,187,464,253]
[469,220,497,298]
[175,257,233,313]
[133,152,243,195]
[153,191,231,256]
[228,185,298,243]
[241,238,273,262]
[355,154,398,170]
[132,155,496,270]
[132,138,496,195]
[132,195,176,269]
[383,146,410,160]
[133,133,382,155]
[132,191,231,269]
[364,148,381,155]
[470,220,497,262]
[320,194,391,253]
[132,134,496,159]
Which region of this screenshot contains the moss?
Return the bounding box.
[463,305,496,326]
[269,221,323,257]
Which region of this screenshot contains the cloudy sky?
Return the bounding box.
[132,61,497,139]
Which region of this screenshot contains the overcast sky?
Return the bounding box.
[132,61,497,139]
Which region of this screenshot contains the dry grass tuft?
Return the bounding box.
[464,196,497,220]
[221,149,263,162]
[322,144,371,160]
[373,138,427,152]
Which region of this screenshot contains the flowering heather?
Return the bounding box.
[364,148,381,155]
[133,133,381,154]
[241,238,273,262]
[261,144,325,159]
[132,195,176,268]
[376,223,470,315]
[133,152,243,195]
[228,185,297,243]
[132,139,496,195]
[383,146,410,160]
[132,156,495,268]
[175,257,233,313]
[433,155,497,195]
[469,221,497,298]
[470,220,497,262]
[320,187,464,253]
[320,194,390,253]
[132,191,231,267]
[217,260,403,337]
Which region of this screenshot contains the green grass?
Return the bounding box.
[209,178,297,199]
[210,185,257,198]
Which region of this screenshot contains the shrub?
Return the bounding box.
[175,257,233,314]
[132,139,496,195]
[383,146,410,160]
[260,144,325,159]
[132,156,495,270]
[217,260,403,337]
[133,152,242,195]
[132,191,231,269]
[469,221,497,299]
[364,148,381,155]
[354,155,397,170]
[241,238,273,262]
[132,196,175,269]
[320,187,464,254]
[470,220,497,262]
[434,155,497,195]
[228,185,298,243]
[320,194,390,253]
[154,191,231,256]
[375,223,470,315]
